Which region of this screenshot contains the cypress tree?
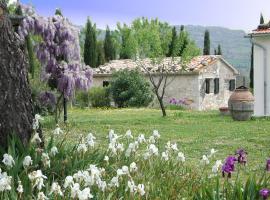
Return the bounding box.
[250,44,254,89]
[167,26,178,57]
[96,41,105,67]
[55,8,63,16]
[177,25,190,57]
[180,25,184,31]
[178,30,189,57]
[260,13,265,24]
[217,44,222,55]
[104,26,115,62]
[84,18,97,68]
[119,26,132,59]
[203,30,210,55]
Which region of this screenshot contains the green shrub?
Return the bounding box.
[30,77,54,116]
[110,69,153,107]
[75,91,90,108]
[89,87,111,108]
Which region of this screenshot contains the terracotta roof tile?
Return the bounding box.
[252,28,270,34]
[93,55,221,75]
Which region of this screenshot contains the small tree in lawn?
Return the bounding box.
[133,18,200,117]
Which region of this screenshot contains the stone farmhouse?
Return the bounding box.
[93,55,239,110]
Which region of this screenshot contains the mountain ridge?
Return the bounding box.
[178,25,251,77]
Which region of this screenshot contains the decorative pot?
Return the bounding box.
[228,86,254,121]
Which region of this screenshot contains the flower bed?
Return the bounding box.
[168,98,194,110]
[0,115,269,199]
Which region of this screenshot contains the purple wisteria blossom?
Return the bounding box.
[266,159,270,171]
[222,156,237,178]
[235,149,248,165]
[39,91,56,108]
[260,189,270,200]
[18,4,93,99]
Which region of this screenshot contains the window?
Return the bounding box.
[214,78,219,94]
[205,79,210,94]
[229,80,236,91]
[103,81,110,87]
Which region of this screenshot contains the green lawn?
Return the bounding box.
[43,108,270,168]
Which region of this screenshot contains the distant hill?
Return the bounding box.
[178,25,251,77]
[80,25,252,77]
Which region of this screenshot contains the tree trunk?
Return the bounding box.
[0,3,34,148]
[157,96,166,117]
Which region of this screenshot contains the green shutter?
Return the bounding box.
[205,79,210,94]
[229,80,235,91]
[214,78,219,94]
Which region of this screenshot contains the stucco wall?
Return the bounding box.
[157,75,199,109]
[92,76,112,88]
[93,74,200,109]
[198,60,236,110]
[252,36,270,116]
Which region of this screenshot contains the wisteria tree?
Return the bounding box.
[18,4,93,122]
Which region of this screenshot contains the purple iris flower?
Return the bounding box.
[222,156,237,178]
[169,98,177,105]
[169,98,189,106]
[260,189,270,199]
[235,149,248,165]
[266,159,270,171]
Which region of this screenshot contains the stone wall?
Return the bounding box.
[93,73,200,109]
[160,74,199,109]
[92,59,237,110]
[199,60,236,110]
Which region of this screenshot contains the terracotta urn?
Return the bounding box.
[228,86,254,121]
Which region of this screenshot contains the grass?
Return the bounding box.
[43,108,270,168]
[1,108,268,199]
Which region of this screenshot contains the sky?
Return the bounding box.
[20,0,270,32]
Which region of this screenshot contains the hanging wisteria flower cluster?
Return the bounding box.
[18,4,93,99]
